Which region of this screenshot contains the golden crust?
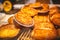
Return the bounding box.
[33,15,50,24]
[41,4,49,11]
[31,29,57,40]
[49,6,59,17]
[0,24,20,38]
[34,22,55,30]
[8,16,14,24]
[21,7,38,16]
[50,13,60,26]
[35,4,49,13]
[15,12,33,25]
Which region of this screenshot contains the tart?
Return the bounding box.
[0,24,20,38]
[14,12,34,27]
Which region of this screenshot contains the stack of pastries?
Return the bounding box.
[0,2,60,40]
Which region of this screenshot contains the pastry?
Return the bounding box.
[49,6,59,17]
[0,24,20,38]
[34,4,49,13]
[50,13,60,26]
[31,22,57,40]
[8,16,14,24]
[34,22,55,30]
[31,29,57,40]
[21,7,38,16]
[14,12,33,27]
[33,15,50,25]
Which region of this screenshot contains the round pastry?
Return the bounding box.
[57,29,60,37]
[31,22,57,40]
[0,24,20,38]
[21,7,38,16]
[31,29,57,40]
[49,6,59,17]
[8,16,14,24]
[14,12,34,27]
[34,4,49,13]
[50,13,60,26]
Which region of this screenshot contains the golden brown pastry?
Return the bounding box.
[31,22,57,40]
[0,24,20,38]
[21,7,38,16]
[31,29,57,40]
[33,15,50,25]
[49,6,59,17]
[57,29,60,37]
[34,22,55,30]
[34,4,49,13]
[50,13,60,26]
[31,15,57,40]
[8,16,14,24]
[14,12,33,25]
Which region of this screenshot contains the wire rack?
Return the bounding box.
[17,28,35,40]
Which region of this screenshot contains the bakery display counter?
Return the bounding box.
[0,3,60,40]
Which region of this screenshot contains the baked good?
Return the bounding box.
[33,15,50,25]
[0,24,20,38]
[31,29,57,40]
[31,22,57,40]
[34,22,55,30]
[49,6,60,26]
[49,6,59,17]
[50,13,60,26]
[21,7,38,16]
[34,4,49,13]
[8,16,14,24]
[14,12,33,26]
[31,15,57,40]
